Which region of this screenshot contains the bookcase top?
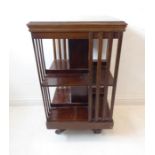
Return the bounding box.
[27,21,127,32]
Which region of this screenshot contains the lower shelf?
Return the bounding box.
[46,87,112,129]
[48,106,88,122]
[48,104,111,122]
[50,87,105,107]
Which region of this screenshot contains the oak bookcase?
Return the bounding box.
[27,21,127,134]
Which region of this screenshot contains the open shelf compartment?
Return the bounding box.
[47,87,111,122]
[42,60,114,87]
[48,102,111,122]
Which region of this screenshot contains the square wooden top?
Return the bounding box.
[27,21,127,32]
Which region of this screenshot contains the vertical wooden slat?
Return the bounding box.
[32,39,43,82]
[63,39,67,73]
[58,39,62,60]
[34,39,44,81]
[41,87,49,118]
[36,39,46,80]
[102,34,113,120]
[53,39,57,60]
[46,87,51,110]
[110,32,123,118]
[88,32,93,121]
[43,87,51,112]
[63,39,67,60]
[95,32,103,121]
[58,39,62,89]
[66,39,69,60]
[39,39,46,76]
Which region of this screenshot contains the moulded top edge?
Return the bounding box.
[27,21,127,32]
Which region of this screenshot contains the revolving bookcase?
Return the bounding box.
[27,21,127,134]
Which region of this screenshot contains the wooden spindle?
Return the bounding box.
[110,32,123,118]
[46,87,51,110]
[34,39,44,81]
[38,39,46,76]
[102,34,113,120]
[95,32,103,121]
[88,32,93,121]
[41,87,50,118]
[32,39,43,83]
[58,39,62,60]
[63,39,67,60]
[44,87,51,111]
[53,39,57,60]
[37,39,46,80]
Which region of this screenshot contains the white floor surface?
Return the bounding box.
[10,104,145,155]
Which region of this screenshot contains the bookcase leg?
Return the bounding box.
[55,129,66,134]
[93,129,102,134]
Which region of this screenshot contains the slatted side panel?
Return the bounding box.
[88,32,121,121]
[32,38,51,119]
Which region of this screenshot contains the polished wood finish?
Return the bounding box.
[46,118,113,129]
[46,60,87,73]
[51,87,104,107]
[42,70,114,86]
[28,21,127,133]
[88,32,93,121]
[102,34,113,119]
[27,21,127,32]
[48,101,110,122]
[95,33,103,121]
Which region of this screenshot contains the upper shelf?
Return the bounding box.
[46,60,88,74]
[27,21,127,32]
[42,72,113,87]
[42,60,113,87]
[46,60,108,73]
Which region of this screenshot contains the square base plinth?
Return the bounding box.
[46,120,114,129]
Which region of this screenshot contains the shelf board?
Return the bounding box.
[51,87,87,107]
[48,106,88,122]
[41,60,113,86]
[42,73,88,86]
[42,72,113,86]
[48,87,111,122]
[52,87,71,104]
[48,101,110,122]
[46,60,107,74]
[46,60,88,73]
[50,87,105,107]
[42,60,113,86]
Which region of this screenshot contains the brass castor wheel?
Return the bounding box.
[55,129,65,134]
[93,129,102,134]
